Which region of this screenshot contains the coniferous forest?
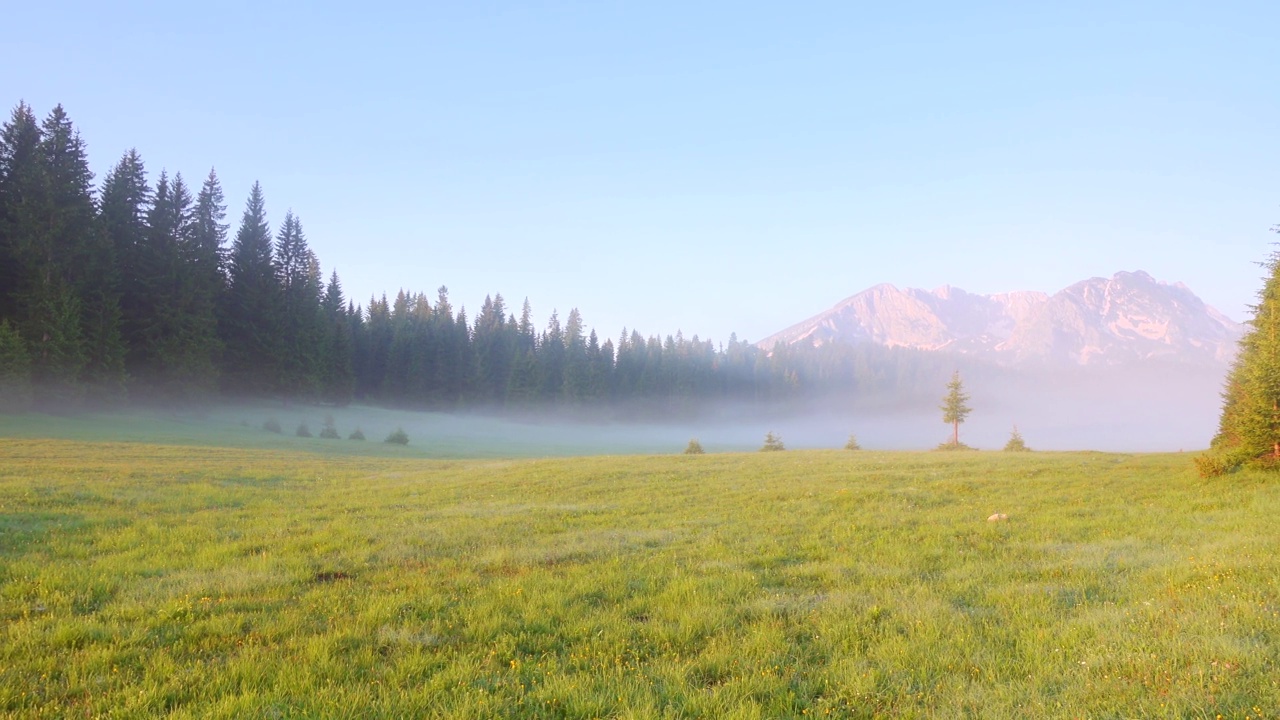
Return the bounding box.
[0,102,972,415]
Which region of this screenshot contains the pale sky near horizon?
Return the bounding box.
[4,1,1277,343]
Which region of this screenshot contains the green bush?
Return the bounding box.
[384,427,409,445]
[935,441,976,451]
[262,418,283,434]
[760,432,785,452]
[1195,448,1251,478]
[296,422,312,438]
[684,438,705,455]
[844,434,861,451]
[348,428,366,441]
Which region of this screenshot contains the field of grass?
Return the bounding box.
[2,437,1279,718]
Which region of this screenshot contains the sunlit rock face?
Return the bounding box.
[760,271,1242,367]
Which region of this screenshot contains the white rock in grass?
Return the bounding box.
[987,513,1009,522]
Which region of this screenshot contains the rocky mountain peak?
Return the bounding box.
[760,272,1242,367]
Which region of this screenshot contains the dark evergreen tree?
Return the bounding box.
[274,210,324,398]
[0,103,40,321]
[99,149,150,389]
[220,182,280,395]
[38,106,123,400]
[1,103,90,404]
[320,270,354,404]
[561,308,589,402]
[505,298,540,404]
[0,319,32,411]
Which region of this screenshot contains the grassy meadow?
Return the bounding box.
[1,432,1279,718]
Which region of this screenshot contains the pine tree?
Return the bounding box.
[0,319,31,411]
[38,105,122,400]
[562,308,589,402]
[0,103,91,404]
[1204,235,1280,474]
[320,270,354,404]
[0,103,42,322]
[220,182,280,395]
[844,433,861,451]
[761,431,785,452]
[1004,425,1029,452]
[177,168,229,394]
[274,210,324,399]
[939,370,972,447]
[99,149,151,390]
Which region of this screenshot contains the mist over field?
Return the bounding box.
[3,360,1222,455]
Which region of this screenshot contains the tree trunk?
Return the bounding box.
[953,420,959,446]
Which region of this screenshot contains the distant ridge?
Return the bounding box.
[759,271,1242,367]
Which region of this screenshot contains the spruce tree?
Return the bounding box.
[939,370,972,448]
[39,105,121,398]
[0,319,31,411]
[1205,235,1280,474]
[274,210,324,399]
[221,182,280,395]
[1004,425,1029,452]
[320,270,354,404]
[99,149,151,388]
[0,103,41,321]
[761,431,785,452]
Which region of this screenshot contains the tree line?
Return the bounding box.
[0,101,974,414]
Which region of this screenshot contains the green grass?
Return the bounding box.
[1,439,1278,718]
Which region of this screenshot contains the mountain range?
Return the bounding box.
[759,271,1243,367]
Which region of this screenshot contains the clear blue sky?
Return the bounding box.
[4,1,1276,342]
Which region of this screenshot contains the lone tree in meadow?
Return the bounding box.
[684,438,705,455]
[940,371,972,448]
[761,431,785,452]
[1203,230,1280,475]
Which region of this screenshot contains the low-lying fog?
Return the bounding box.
[186,362,1225,456]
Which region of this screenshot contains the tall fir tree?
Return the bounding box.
[320,270,354,404]
[220,182,280,395]
[42,103,129,403]
[939,370,972,447]
[273,210,324,398]
[2,104,93,404]
[0,104,42,363]
[99,149,151,387]
[172,168,229,397]
[0,319,31,411]
[1207,235,1280,473]
[0,103,43,322]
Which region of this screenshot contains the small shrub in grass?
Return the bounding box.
[844,434,861,451]
[384,427,409,445]
[296,422,312,438]
[684,438,705,455]
[760,432,785,452]
[262,418,282,434]
[935,440,976,451]
[319,415,340,439]
[1195,448,1252,478]
[348,427,366,441]
[1004,426,1030,452]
